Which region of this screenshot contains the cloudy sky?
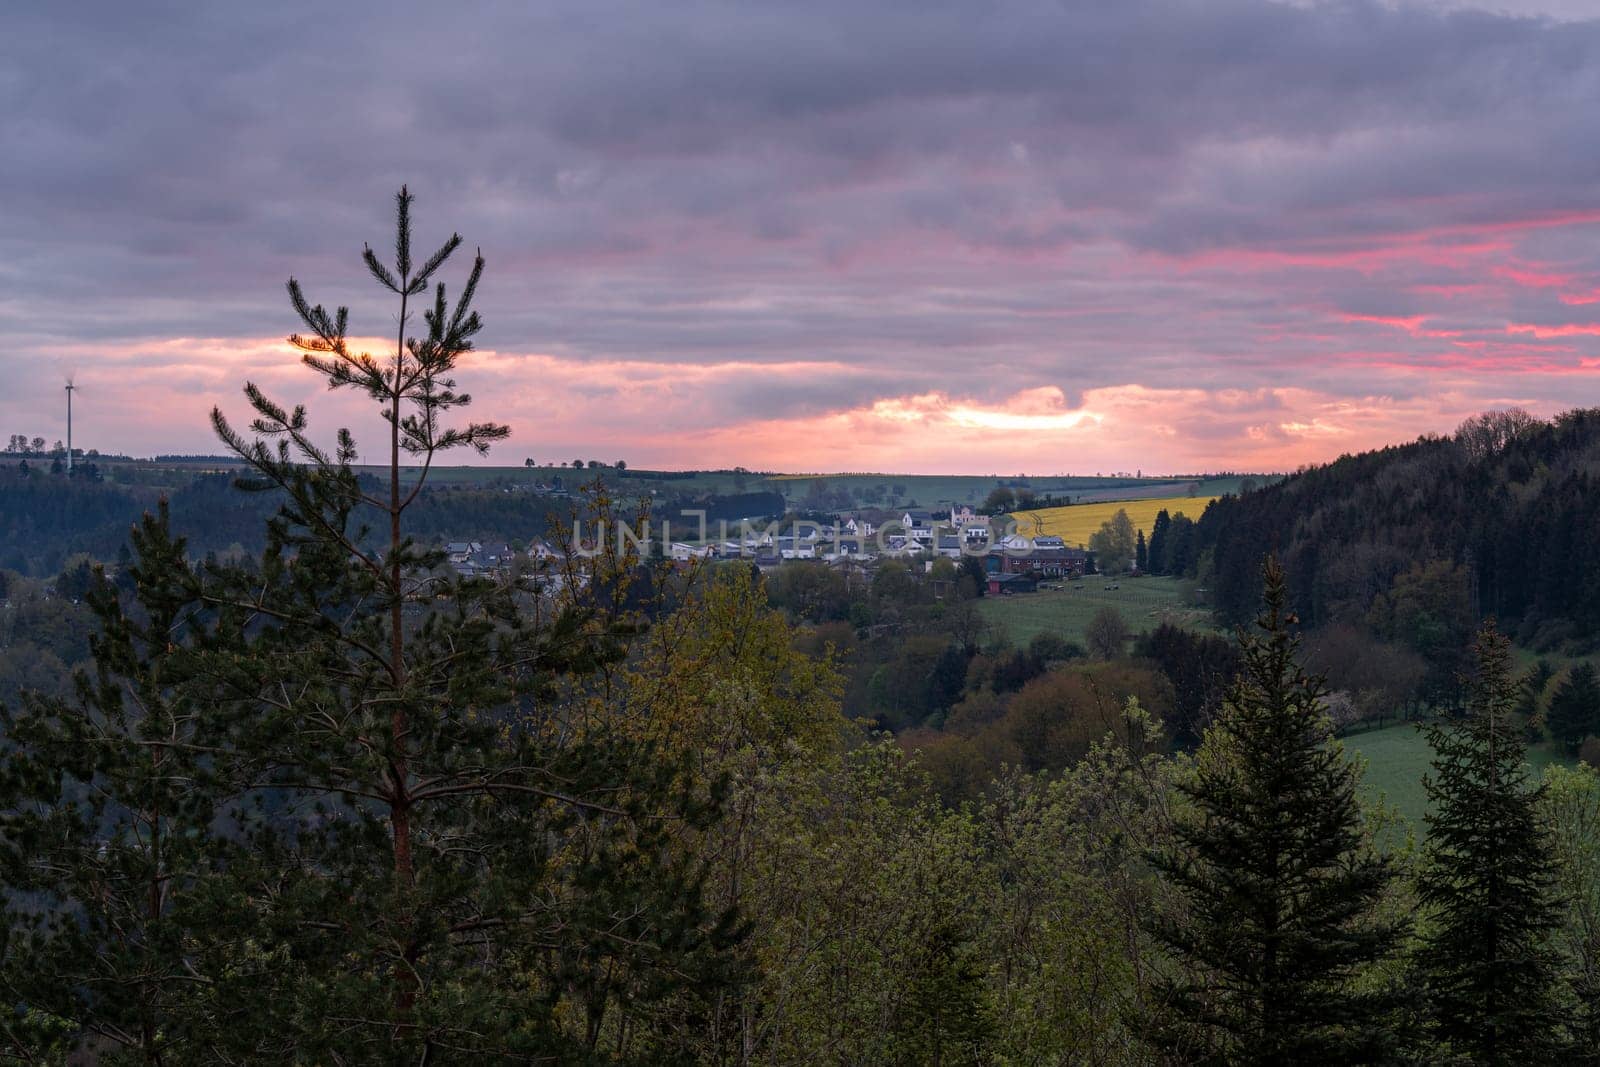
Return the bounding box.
[4,0,1600,474]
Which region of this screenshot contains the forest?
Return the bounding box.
[0,462,784,578]
[1191,409,1600,650]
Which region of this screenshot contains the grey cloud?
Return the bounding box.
[5,0,1600,458]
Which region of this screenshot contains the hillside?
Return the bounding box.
[0,455,1263,577]
[1189,409,1600,656]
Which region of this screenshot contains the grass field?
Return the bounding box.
[342,466,1254,508]
[975,576,1212,648]
[763,473,1226,509]
[37,457,1262,510]
[1343,721,1574,834]
[1009,496,1219,546]
[352,465,769,494]
[1066,476,1251,504]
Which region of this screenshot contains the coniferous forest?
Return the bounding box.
[2,192,1598,1064]
[1193,411,1600,646]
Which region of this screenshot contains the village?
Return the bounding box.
[440,503,1097,596]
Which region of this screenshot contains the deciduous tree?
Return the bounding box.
[1088,508,1136,573]
[1085,605,1129,660]
[1540,763,1600,1063]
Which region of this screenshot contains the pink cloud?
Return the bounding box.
[1506,322,1600,339]
[35,324,1597,476]
[1336,313,1467,339]
[675,383,1492,474]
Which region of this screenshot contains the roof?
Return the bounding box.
[1028,546,1090,559]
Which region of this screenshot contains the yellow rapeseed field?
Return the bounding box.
[1009,496,1217,546]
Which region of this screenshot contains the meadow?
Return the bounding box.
[975,576,1213,648]
[975,578,1587,840]
[770,473,1129,506]
[337,465,1251,509]
[689,471,1230,509]
[1009,495,1220,546]
[1341,720,1575,834]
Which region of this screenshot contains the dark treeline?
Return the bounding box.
[0,465,784,575]
[660,489,786,528]
[0,468,154,573]
[1190,408,1600,653]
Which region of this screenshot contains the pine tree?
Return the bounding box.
[1548,662,1600,753]
[0,505,241,1061]
[1148,557,1404,1064]
[203,188,742,1058]
[1136,528,1148,572]
[0,189,743,1061]
[1415,620,1568,1061]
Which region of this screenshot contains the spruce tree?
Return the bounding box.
[1517,658,1555,723]
[1148,508,1172,575]
[1415,620,1568,1062]
[1548,662,1600,753]
[1148,557,1404,1064]
[887,918,995,1067]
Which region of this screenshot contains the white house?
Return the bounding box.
[899,510,938,543]
[842,516,876,538]
[774,536,816,559]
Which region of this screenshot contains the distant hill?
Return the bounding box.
[0,469,283,575]
[0,465,788,577]
[1190,409,1600,653]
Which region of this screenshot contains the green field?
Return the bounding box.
[344,466,1256,509]
[1343,721,1575,833]
[21,456,1263,510]
[975,576,1212,648]
[766,473,1229,510]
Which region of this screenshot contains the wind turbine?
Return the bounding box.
[64,375,75,474]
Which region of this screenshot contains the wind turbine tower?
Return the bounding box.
[64,377,75,474]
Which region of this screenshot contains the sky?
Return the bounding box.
[3,0,1600,475]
